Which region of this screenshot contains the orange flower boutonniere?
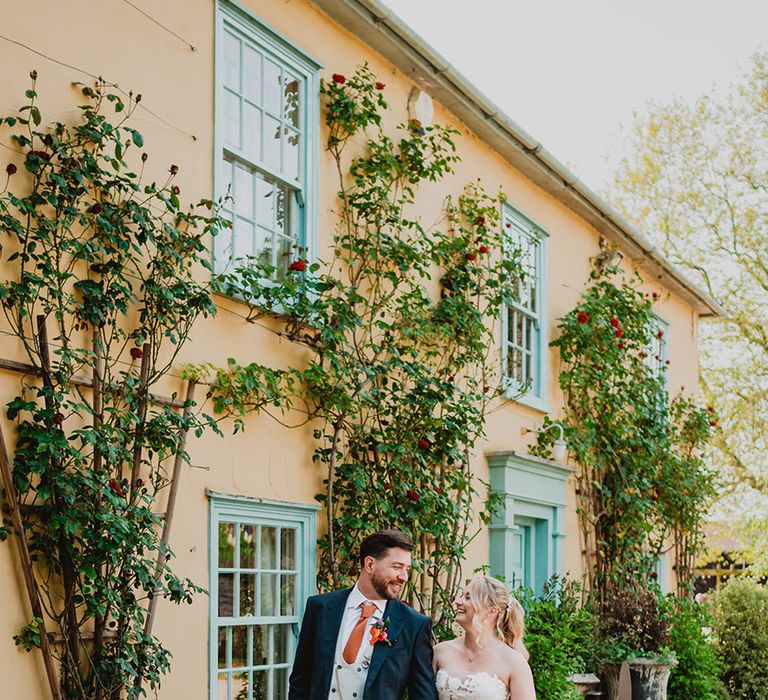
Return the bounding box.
[369,618,391,646]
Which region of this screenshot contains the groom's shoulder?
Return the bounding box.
[390,599,431,625]
[306,587,351,608]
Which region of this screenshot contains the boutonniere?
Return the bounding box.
[369,617,391,646]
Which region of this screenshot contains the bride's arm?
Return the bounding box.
[507,651,536,700]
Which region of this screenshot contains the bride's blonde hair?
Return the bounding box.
[466,574,525,650]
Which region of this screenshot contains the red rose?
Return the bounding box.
[614,328,623,338]
[330,316,339,326]
[383,482,391,491]
[109,478,126,497]
[639,352,648,359]
[657,330,664,339]
[406,489,419,502]
[665,359,671,365]
[650,571,658,581]
[375,81,385,90]
[435,487,442,494]
[707,406,715,413]
[652,292,659,300]
[465,252,477,262]
[418,438,430,450]
[482,385,489,393]
[475,216,485,226]
[288,259,307,272]
[618,342,626,349]
[91,203,102,215]
[609,317,620,328]
[505,223,511,228]
[576,311,589,324]
[332,73,346,84]
[709,421,717,427]
[130,347,144,359]
[53,413,64,425]
[478,244,489,254]
[169,164,179,175]
[5,163,17,176]
[172,185,180,195]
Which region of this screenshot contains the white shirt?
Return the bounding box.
[336,583,386,664]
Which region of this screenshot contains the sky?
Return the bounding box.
[378,0,768,193]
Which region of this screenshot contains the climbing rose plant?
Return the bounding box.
[210,64,521,636]
[0,75,281,698]
[532,266,716,600]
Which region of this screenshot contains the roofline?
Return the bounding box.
[311,0,726,318]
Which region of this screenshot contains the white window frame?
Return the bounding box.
[213,1,320,280]
[645,313,669,387]
[502,205,549,412]
[209,492,318,700]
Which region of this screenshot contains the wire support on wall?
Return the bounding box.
[120,0,197,52]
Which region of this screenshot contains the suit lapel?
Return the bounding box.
[320,589,351,694]
[364,599,404,692]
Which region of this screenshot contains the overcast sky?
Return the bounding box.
[378,0,768,193]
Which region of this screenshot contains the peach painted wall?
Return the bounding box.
[0,0,700,696]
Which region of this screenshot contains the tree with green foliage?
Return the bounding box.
[609,51,768,570]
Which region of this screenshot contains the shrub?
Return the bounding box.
[710,578,768,698]
[667,596,724,700]
[516,576,595,700]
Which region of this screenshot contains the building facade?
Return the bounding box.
[0,0,721,697]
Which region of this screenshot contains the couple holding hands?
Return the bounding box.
[289,530,536,700]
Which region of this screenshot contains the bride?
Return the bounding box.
[433,575,536,699]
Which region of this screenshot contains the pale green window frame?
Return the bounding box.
[209,492,318,700]
[487,451,572,595]
[645,314,669,385]
[213,0,321,280]
[502,205,549,412]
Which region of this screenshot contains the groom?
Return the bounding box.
[289,529,438,700]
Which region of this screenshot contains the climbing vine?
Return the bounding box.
[532,266,716,600]
[212,64,520,636]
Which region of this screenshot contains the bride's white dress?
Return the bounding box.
[435,670,509,700]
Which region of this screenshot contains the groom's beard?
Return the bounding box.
[371,571,403,600]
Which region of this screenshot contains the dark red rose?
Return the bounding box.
[109,478,126,497]
[434,487,442,494]
[609,317,620,328]
[482,385,490,393]
[639,352,648,359]
[651,490,659,503]
[406,489,419,502]
[91,203,102,215]
[383,482,391,491]
[5,163,17,176]
[650,571,658,580]
[330,316,339,326]
[657,330,664,339]
[53,413,63,425]
[478,244,489,254]
[505,223,511,228]
[43,134,53,147]
[375,81,385,90]
[618,341,626,349]
[576,311,589,324]
[709,421,717,427]
[288,259,307,272]
[169,164,179,175]
[29,150,50,161]
[707,406,715,413]
[130,347,144,359]
[665,359,671,365]
[652,292,659,300]
[332,73,346,84]
[172,185,180,195]
[614,328,623,338]
[418,438,430,450]
[465,252,477,262]
[475,216,485,226]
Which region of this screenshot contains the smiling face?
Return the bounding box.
[361,547,412,600]
[455,587,479,628]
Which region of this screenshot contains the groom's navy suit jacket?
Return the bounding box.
[288,588,438,700]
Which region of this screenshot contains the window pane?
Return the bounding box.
[219,523,235,567]
[257,226,273,268]
[218,627,228,668]
[275,187,289,236]
[239,574,256,616]
[276,668,289,700]
[253,625,268,666]
[253,670,268,700]
[222,31,241,90]
[218,574,234,617]
[284,128,300,181]
[261,527,277,568]
[274,236,293,278]
[263,115,281,170]
[283,74,300,128]
[235,165,254,217]
[256,174,275,227]
[232,626,248,668]
[263,60,281,115]
[224,90,241,150]
[232,672,248,700]
[243,45,261,102]
[260,573,276,615]
[233,219,255,262]
[217,673,228,700]
[243,104,262,162]
[281,575,296,616]
[240,524,256,568]
[273,624,289,664]
[281,529,296,570]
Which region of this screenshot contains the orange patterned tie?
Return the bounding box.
[343,602,377,664]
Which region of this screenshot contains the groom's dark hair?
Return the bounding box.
[359,530,413,566]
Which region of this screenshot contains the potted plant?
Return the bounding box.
[598,586,677,700]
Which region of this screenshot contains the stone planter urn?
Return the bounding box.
[601,658,678,700]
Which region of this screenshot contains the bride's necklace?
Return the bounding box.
[464,642,484,663]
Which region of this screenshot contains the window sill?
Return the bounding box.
[503,388,552,414]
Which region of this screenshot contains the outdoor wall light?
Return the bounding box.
[521,422,568,463]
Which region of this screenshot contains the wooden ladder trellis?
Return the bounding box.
[0,317,196,700]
